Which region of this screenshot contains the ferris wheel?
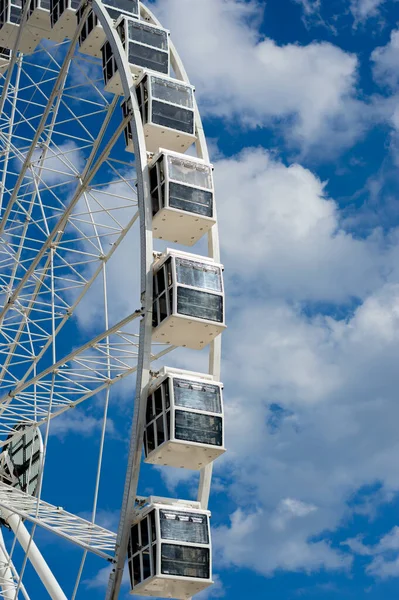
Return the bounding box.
[0,0,225,598]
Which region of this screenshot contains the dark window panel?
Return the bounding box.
[151,100,194,134]
[159,294,167,322]
[175,410,223,446]
[147,423,156,453]
[133,555,141,585]
[140,518,149,548]
[169,182,213,217]
[146,394,154,424]
[150,510,156,542]
[164,380,170,409]
[131,524,140,555]
[142,549,151,580]
[154,387,163,415]
[128,42,168,75]
[177,287,223,322]
[161,544,210,579]
[156,416,165,445]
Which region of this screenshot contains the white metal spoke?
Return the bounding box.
[0,0,223,597]
[0,484,117,560]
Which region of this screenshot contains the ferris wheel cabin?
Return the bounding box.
[77,0,139,58]
[144,368,225,470]
[119,74,196,155]
[148,150,216,245]
[152,250,226,350]
[0,0,39,53]
[49,0,79,39]
[102,16,169,93]
[128,499,213,599]
[21,0,65,41]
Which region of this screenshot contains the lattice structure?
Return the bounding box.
[0,482,117,559]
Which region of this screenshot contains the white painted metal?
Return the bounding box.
[0,531,16,599]
[144,369,225,470]
[128,501,212,599]
[139,3,223,515]
[0,0,223,596]
[149,150,216,246]
[3,509,68,600]
[152,249,226,350]
[0,483,117,559]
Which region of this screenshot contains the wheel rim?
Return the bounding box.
[0,1,222,597]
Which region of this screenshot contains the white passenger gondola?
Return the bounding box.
[0,0,39,53]
[77,0,139,58]
[119,74,196,154]
[102,16,169,91]
[144,368,225,470]
[152,249,226,350]
[128,498,213,598]
[49,0,79,39]
[147,150,216,245]
[22,0,65,41]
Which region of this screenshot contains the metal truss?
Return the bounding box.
[0,0,222,597]
[0,483,117,560]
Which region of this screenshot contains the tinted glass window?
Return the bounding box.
[175,410,223,446]
[151,77,193,108]
[169,182,213,217]
[156,416,165,445]
[128,43,168,75]
[128,20,168,50]
[161,544,210,579]
[177,287,223,322]
[133,555,141,585]
[174,379,221,413]
[142,549,151,580]
[151,100,194,134]
[168,157,212,189]
[160,510,209,544]
[131,524,139,555]
[140,519,149,548]
[175,259,221,292]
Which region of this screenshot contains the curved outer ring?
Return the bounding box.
[78,2,222,597]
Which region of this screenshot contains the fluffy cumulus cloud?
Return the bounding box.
[212,280,399,574]
[344,527,399,578]
[350,0,386,21]
[372,29,399,90]
[215,148,399,303]
[153,0,366,153]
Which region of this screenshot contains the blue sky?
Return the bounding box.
[8,0,399,598]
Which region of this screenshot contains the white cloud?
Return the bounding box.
[350,0,386,21]
[85,564,130,589]
[212,281,399,574]
[344,527,399,578]
[49,409,116,439]
[293,0,322,15]
[215,148,399,304]
[154,0,366,153]
[372,29,399,89]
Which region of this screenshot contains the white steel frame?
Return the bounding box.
[0,0,222,597]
